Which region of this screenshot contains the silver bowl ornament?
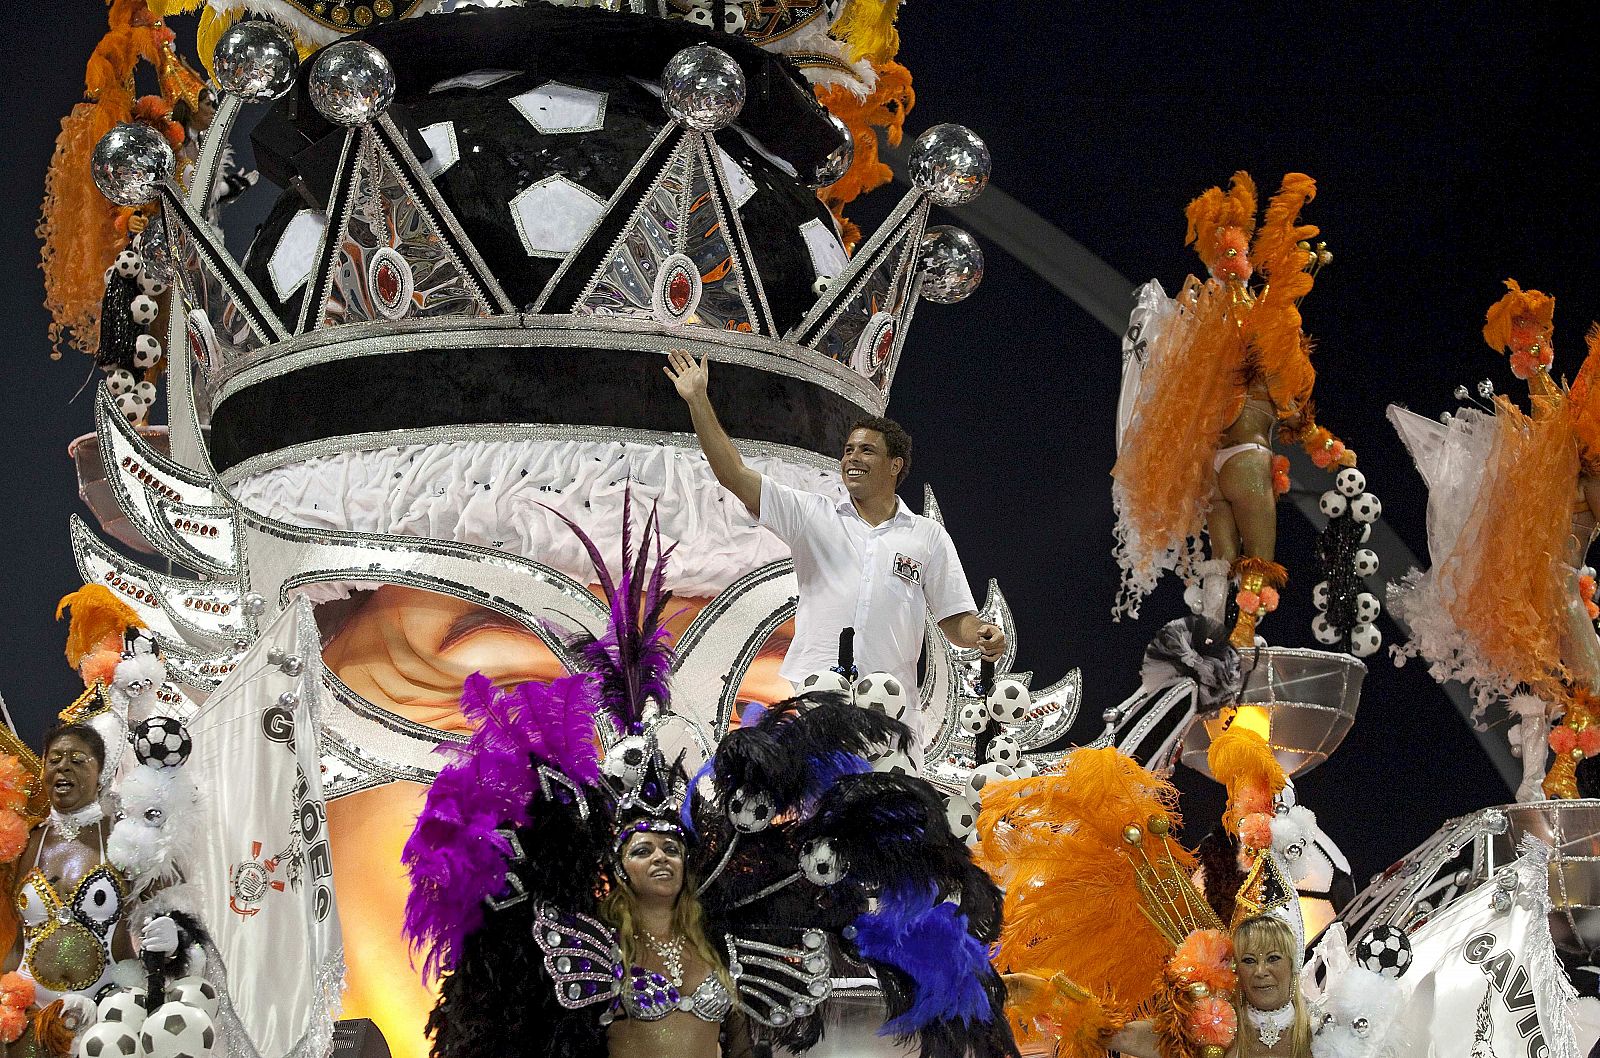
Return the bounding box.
[660,45,746,132]
[811,112,854,188]
[918,225,984,304]
[211,20,299,102]
[909,123,991,206]
[308,41,397,126]
[90,123,175,207]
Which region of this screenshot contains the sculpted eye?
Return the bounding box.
[144,808,166,823]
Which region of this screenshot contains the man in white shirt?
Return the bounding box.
[665,350,1006,756]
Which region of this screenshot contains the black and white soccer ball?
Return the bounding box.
[1311,613,1341,646]
[1349,622,1383,658]
[985,732,1021,768]
[96,988,149,1031]
[958,700,988,735]
[944,794,977,845]
[113,249,142,278]
[870,750,915,777]
[133,334,163,369]
[799,670,851,696]
[853,671,909,721]
[1312,580,1331,612]
[137,1001,216,1058]
[133,717,192,769]
[1353,548,1380,577]
[1354,592,1381,625]
[963,761,1016,803]
[800,838,848,885]
[728,786,776,833]
[1318,490,1348,519]
[1335,467,1367,498]
[1354,924,1413,979]
[78,1022,141,1058]
[602,734,650,789]
[986,678,1028,724]
[168,976,220,1019]
[1350,492,1383,524]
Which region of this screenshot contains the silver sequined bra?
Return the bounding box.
[532,903,834,1029]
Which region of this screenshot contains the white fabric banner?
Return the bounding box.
[187,598,343,1058]
[1391,840,1580,1058]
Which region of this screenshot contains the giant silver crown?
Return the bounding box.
[73,5,1078,797]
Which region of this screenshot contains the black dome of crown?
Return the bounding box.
[243,5,842,333]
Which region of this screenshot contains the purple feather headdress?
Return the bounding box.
[543,489,678,736]
[402,670,603,980]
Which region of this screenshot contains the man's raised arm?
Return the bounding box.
[664,349,763,516]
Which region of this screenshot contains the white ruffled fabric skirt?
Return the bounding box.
[232,438,843,597]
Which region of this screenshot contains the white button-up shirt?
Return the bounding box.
[758,477,978,741]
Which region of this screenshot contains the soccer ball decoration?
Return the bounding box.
[1349,622,1383,658]
[168,977,220,1019]
[944,794,977,845]
[800,838,848,885]
[602,734,650,789]
[964,761,1016,803]
[1353,548,1380,577]
[1334,467,1367,497]
[1350,493,1383,524]
[1354,592,1381,625]
[799,670,851,696]
[1353,925,1413,979]
[985,732,1021,768]
[986,679,1029,724]
[78,1022,141,1058]
[1318,490,1348,519]
[1311,613,1341,646]
[958,700,988,735]
[727,786,776,833]
[1312,580,1331,611]
[853,672,910,722]
[133,717,192,769]
[871,750,915,777]
[97,988,149,1031]
[137,1001,216,1058]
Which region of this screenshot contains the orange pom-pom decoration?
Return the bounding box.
[1310,447,1334,469]
[1211,228,1253,283]
[1579,728,1600,757]
[1239,812,1274,850]
[1587,601,1599,621]
[1509,350,1538,380]
[1258,586,1280,612]
[0,972,33,1008]
[1581,575,1597,599]
[1189,995,1237,1047]
[0,1007,25,1045]
[80,648,120,689]
[1169,929,1236,996]
[1236,589,1260,614]
[0,813,28,864]
[1551,726,1579,754]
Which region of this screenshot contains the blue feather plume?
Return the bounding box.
[850,884,993,1034]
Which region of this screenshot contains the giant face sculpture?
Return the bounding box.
[66,5,1075,1055]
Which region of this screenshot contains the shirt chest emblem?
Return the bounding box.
[892,553,923,585]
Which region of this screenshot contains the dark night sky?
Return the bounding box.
[5,2,1600,892]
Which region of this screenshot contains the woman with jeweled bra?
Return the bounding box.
[1113,172,1355,648]
[402,508,1017,1058]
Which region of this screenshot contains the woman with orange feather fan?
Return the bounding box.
[1113,173,1355,648]
[1389,282,1600,800]
[971,726,1390,1057]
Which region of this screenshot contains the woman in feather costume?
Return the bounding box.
[403,505,1017,1058]
[977,730,1403,1058]
[1113,172,1355,647]
[1389,282,1600,800]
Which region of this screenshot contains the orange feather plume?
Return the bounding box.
[976,748,1192,1024]
[56,584,144,672]
[1569,323,1600,472]
[1184,171,1257,276]
[815,62,915,252]
[1206,725,1285,834]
